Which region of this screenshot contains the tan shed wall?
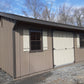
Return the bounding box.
[0,19,2,68]
[74,33,84,62]
[0,18,15,76]
[15,24,53,78]
[0,16,84,79]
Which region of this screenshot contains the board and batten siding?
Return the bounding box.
[15,24,53,78]
[0,17,15,77]
[74,33,84,62]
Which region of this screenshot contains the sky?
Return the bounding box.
[0,0,84,17]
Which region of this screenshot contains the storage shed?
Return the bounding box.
[0,12,84,79]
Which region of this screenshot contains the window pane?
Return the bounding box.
[80,42,84,47]
[36,32,41,40]
[31,32,36,40]
[31,41,41,50]
[30,30,42,51]
[80,38,84,41]
[80,34,84,48]
[31,32,41,40]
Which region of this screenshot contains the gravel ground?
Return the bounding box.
[1,62,84,84]
[0,69,13,84]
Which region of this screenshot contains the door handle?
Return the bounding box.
[53,48,56,50]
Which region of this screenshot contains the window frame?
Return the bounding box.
[80,33,84,48]
[0,16,3,27]
[29,29,43,52]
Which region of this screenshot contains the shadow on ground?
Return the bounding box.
[9,72,53,84]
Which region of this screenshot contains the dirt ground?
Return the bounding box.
[1,62,84,84]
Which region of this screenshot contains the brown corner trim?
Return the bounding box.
[51,29,54,68]
[12,29,16,79]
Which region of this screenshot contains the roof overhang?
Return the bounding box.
[0,12,84,31]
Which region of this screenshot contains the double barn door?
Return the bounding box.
[53,31,74,66]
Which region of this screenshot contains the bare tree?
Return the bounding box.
[57,4,84,27]
[81,7,84,26]
[23,0,45,19]
[22,1,84,27]
[40,4,57,21]
[57,4,74,24]
[73,7,84,27]
[22,11,29,17]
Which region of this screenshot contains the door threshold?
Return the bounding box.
[53,63,74,69]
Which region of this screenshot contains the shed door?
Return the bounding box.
[53,31,74,66]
